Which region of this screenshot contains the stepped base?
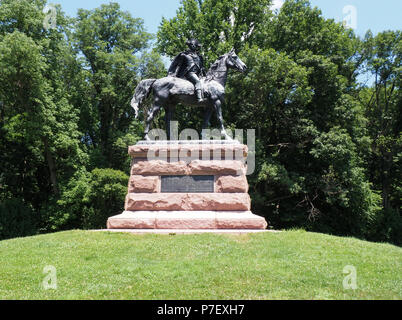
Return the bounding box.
[107,211,268,230]
[101,229,275,235]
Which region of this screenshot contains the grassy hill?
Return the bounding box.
[0,230,400,300]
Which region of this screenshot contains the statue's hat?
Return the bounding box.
[186,38,202,48]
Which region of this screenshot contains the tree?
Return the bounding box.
[74,2,165,170]
[157,0,272,65]
[359,30,402,244]
[46,168,128,231]
[157,0,381,238]
[0,1,85,206]
[0,0,93,235]
[0,1,167,235]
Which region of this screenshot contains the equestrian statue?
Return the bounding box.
[131,39,247,141]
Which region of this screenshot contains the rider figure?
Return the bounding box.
[168,39,206,102]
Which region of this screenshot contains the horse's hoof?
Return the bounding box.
[222,132,233,141]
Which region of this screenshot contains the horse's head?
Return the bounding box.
[205,49,247,85]
[226,49,247,73]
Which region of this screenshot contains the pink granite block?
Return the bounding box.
[130,160,246,176]
[128,175,160,193]
[107,212,157,229]
[215,175,249,193]
[107,211,268,230]
[216,212,268,229]
[188,160,246,176]
[128,144,248,160]
[155,211,217,229]
[125,193,251,211]
[131,160,188,176]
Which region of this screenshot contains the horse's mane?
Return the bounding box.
[206,54,227,80]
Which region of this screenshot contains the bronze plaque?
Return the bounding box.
[161,175,214,193]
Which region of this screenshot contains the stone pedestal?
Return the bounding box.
[107,141,268,230]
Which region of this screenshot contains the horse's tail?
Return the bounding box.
[131,79,156,119]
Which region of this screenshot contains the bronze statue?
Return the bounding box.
[168,39,206,102]
[131,48,247,140]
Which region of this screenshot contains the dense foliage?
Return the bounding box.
[0,0,400,244]
[157,0,401,245]
[0,0,161,237]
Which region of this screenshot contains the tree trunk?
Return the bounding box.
[43,138,59,194]
[382,150,393,211]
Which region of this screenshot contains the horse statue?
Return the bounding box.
[131,49,247,141]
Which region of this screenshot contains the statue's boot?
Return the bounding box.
[196,89,205,102]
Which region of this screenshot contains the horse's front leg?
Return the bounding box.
[144,105,161,141]
[214,100,233,141]
[201,107,214,140]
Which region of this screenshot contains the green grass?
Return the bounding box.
[0,230,401,300]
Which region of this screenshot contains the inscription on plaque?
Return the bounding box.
[161,175,214,193]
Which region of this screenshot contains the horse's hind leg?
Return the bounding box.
[165,105,176,140]
[144,104,161,141]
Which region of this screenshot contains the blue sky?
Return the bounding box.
[54,0,401,37]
